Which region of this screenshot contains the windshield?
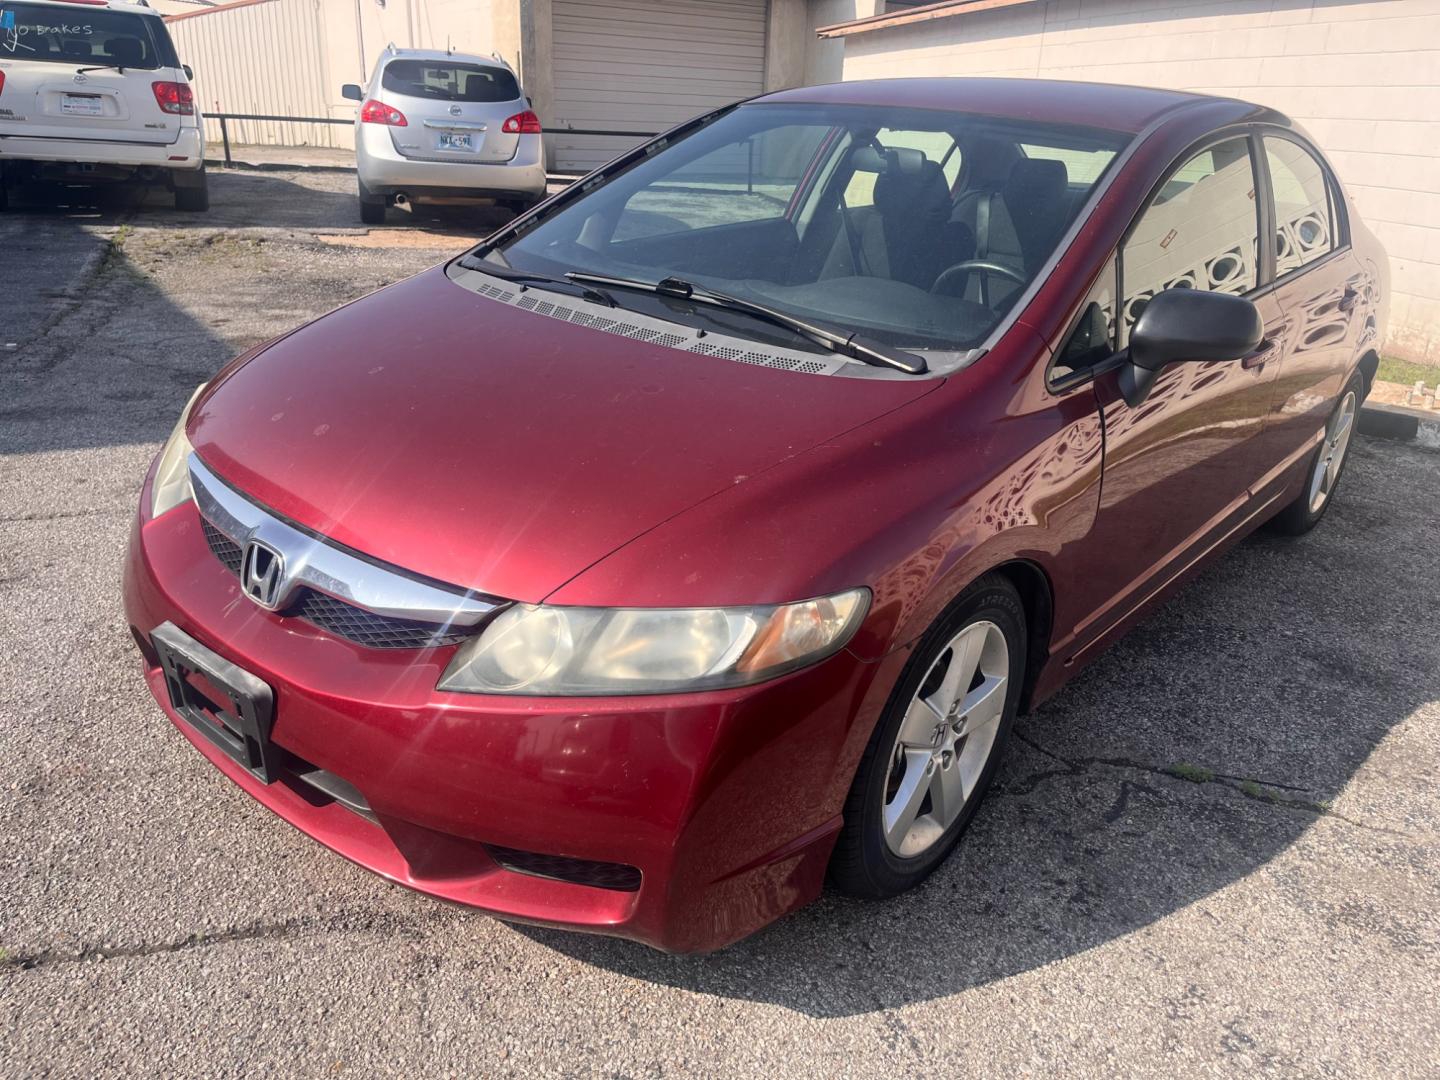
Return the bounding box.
[489,102,1128,355]
[381,60,520,102]
[0,4,176,70]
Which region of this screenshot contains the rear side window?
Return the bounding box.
[1121,137,1259,336]
[611,122,833,242]
[381,60,520,103]
[1265,136,1336,276]
[0,4,174,70]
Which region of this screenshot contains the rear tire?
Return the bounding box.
[829,573,1026,899]
[1270,373,1363,536]
[174,166,209,212]
[359,179,386,225]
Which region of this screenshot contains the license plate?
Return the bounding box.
[438,132,473,151]
[61,94,105,117]
[151,621,279,783]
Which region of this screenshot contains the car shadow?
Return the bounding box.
[0,169,501,457]
[516,438,1437,1016]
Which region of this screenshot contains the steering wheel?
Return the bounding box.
[931,259,1027,307]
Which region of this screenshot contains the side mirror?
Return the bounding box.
[341,84,364,102]
[182,64,194,81]
[1119,288,1264,407]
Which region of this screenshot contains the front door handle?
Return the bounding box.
[1242,339,1276,371]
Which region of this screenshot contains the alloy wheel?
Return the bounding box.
[1308,389,1357,514]
[882,619,1010,858]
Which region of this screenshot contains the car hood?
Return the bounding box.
[189,267,940,603]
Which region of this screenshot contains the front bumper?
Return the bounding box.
[122,489,890,952]
[0,127,204,170]
[356,125,545,201]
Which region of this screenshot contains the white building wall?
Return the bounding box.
[839,0,1440,365]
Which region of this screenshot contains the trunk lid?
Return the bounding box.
[377,57,523,164]
[190,267,938,603]
[0,3,184,144]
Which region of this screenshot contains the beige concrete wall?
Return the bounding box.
[169,0,498,153]
[839,0,1440,364]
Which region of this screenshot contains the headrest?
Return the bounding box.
[874,157,951,222]
[1004,158,1068,207]
[61,39,93,60]
[104,37,146,66]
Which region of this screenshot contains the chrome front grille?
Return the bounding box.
[191,455,501,650]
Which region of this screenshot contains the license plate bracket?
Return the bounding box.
[151,621,279,783]
[437,132,473,151]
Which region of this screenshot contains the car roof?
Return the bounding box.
[757,77,1261,135]
[18,0,160,13]
[378,47,515,71]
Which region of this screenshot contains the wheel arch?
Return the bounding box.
[989,559,1055,714]
[1356,348,1379,399]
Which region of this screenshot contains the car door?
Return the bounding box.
[1250,131,1365,493]
[0,5,183,146]
[1066,134,1280,657]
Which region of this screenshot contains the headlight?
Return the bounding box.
[438,589,869,696]
[149,384,204,519]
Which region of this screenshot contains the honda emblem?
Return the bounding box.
[241,539,287,610]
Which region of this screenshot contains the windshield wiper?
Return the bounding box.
[459,257,617,308]
[565,273,927,375]
[77,64,125,75]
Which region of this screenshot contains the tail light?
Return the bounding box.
[360,100,407,127]
[151,81,194,116]
[501,110,542,134]
[0,71,6,98]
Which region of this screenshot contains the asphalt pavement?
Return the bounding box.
[1,170,1437,1078]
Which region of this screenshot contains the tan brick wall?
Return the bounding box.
[841,0,1440,364]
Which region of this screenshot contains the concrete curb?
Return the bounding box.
[205,157,356,174]
[1360,402,1440,449]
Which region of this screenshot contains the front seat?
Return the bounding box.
[949,158,1070,299]
[852,149,956,289]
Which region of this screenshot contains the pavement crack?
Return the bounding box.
[1006,732,1412,838]
[5,915,323,971]
[0,508,115,524]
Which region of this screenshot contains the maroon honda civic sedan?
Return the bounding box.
[124,78,1387,951]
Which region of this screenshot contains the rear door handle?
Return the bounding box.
[1339,287,1360,312]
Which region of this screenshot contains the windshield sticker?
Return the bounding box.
[2,10,34,53]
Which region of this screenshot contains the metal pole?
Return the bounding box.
[219,116,232,168]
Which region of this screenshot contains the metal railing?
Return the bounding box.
[206,112,658,171]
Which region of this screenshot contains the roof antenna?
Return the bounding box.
[447,35,454,55]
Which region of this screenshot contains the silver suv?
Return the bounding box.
[342,47,546,225]
[0,0,207,210]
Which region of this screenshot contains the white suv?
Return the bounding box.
[0,0,206,210]
[342,47,545,225]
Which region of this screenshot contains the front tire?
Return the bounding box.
[1270,373,1362,536]
[830,573,1026,899]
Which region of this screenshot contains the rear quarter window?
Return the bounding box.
[0,4,174,69]
[381,60,520,103]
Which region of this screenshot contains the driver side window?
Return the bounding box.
[1120,137,1260,341]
